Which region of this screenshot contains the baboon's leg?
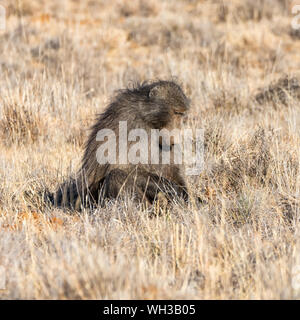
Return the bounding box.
[145,174,189,204]
[51,172,188,210]
[103,169,188,206]
[101,169,152,207]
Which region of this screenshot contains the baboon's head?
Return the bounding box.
[137,80,190,146]
[149,81,190,126]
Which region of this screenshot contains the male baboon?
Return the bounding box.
[51,80,191,210]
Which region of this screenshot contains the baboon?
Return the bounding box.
[51,80,191,211]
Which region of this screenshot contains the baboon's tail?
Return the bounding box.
[46,177,104,211]
[45,179,82,211]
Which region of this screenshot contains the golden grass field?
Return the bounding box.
[0,0,300,299]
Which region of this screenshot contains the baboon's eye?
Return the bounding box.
[174,111,185,116]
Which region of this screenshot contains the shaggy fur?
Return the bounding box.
[52,80,190,210]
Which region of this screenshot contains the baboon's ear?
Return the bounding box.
[149,85,166,100]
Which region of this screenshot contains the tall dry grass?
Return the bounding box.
[0,0,299,299]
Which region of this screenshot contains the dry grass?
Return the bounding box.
[0,0,300,299]
[0,102,46,146]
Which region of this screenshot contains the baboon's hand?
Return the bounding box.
[154,191,169,215]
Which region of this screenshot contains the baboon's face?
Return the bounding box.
[148,82,190,146]
[162,107,187,146]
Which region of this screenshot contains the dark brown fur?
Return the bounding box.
[51,80,191,210]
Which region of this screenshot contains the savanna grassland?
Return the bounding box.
[0,0,300,299]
